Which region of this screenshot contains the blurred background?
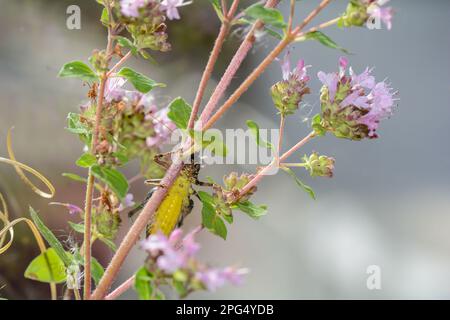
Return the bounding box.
[1,0,449,299]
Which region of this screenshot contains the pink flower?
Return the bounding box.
[118,193,135,211]
[161,0,192,20]
[367,0,394,30]
[145,108,176,148]
[317,71,339,102]
[105,77,126,102]
[280,51,310,82]
[196,267,249,292]
[120,0,148,18]
[318,57,397,138]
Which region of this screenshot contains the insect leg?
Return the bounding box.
[128,189,156,219]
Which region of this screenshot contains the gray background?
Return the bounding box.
[0,0,449,299]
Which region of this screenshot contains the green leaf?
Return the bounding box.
[76,153,97,168]
[24,248,66,284]
[134,267,154,300]
[116,36,138,55]
[311,114,326,136]
[208,0,224,20]
[198,192,227,240]
[246,120,275,150]
[213,217,227,240]
[62,173,87,183]
[68,221,85,233]
[235,201,268,219]
[100,8,109,26]
[58,61,99,83]
[29,207,72,266]
[245,4,287,29]
[98,237,117,252]
[91,165,129,200]
[300,31,350,54]
[117,67,165,93]
[91,257,104,286]
[281,167,316,199]
[167,97,192,130]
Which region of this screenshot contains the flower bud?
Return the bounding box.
[272,55,310,116]
[302,152,335,178]
[339,1,369,27]
[223,172,256,202]
[271,79,310,116]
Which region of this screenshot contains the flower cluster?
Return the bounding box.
[271,53,311,116]
[117,0,171,52]
[340,0,394,30]
[316,57,396,140]
[141,228,248,296]
[81,76,172,178]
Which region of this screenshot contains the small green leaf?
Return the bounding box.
[281,167,316,199]
[24,248,66,284]
[235,201,268,219]
[91,165,129,200]
[91,257,104,287]
[246,120,275,150]
[30,207,72,266]
[76,153,97,168]
[198,192,227,240]
[62,173,87,183]
[116,36,138,55]
[98,237,117,252]
[134,267,154,300]
[68,221,85,234]
[213,217,227,240]
[58,61,99,83]
[245,4,287,29]
[167,97,192,130]
[117,67,165,93]
[300,31,350,54]
[100,8,109,26]
[208,0,224,20]
[311,114,326,136]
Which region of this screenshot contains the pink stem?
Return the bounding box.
[105,275,135,300]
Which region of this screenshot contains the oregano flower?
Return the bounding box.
[317,57,397,140]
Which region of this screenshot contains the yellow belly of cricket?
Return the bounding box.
[148,174,191,236]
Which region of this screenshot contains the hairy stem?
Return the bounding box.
[203,0,333,129]
[188,0,241,130]
[237,132,316,199]
[105,275,135,300]
[90,162,183,300]
[83,12,115,300]
[203,35,293,130]
[196,0,280,129]
[107,51,133,77]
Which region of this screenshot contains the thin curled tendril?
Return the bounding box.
[0,129,57,299]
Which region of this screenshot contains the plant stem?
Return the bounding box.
[107,51,133,77]
[105,275,135,300]
[188,0,240,130]
[83,11,115,300]
[196,0,281,129]
[90,162,183,300]
[203,35,294,130]
[288,0,296,33]
[237,132,316,199]
[277,114,286,159]
[203,0,333,130]
[280,131,316,162]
